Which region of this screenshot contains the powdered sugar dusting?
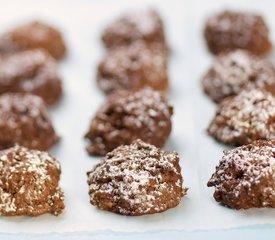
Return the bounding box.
[208,89,275,144]
[115,88,172,130]
[103,9,165,48]
[208,140,275,208]
[0,145,64,216]
[202,50,275,102]
[205,10,271,54]
[87,139,187,215]
[0,49,59,89]
[121,10,160,35]
[213,50,273,90]
[85,88,173,156]
[98,41,167,93]
[207,10,258,34]
[0,93,59,150]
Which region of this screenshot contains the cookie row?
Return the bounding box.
[0,20,65,216]
[97,9,169,94]
[1,136,274,216]
[203,10,275,208]
[0,21,66,105]
[84,9,189,216]
[203,10,275,146]
[0,21,67,151]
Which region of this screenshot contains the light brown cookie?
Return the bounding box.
[202,50,275,103]
[102,9,166,50]
[87,139,187,215]
[97,41,168,94]
[204,10,272,55]
[0,21,66,60]
[0,49,62,105]
[85,88,173,156]
[207,89,275,146]
[0,93,59,151]
[0,145,64,216]
[208,140,275,209]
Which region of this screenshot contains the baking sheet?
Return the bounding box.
[0,0,274,234]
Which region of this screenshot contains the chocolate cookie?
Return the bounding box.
[97,41,168,94]
[207,89,275,146]
[208,140,275,209]
[0,49,62,105]
[85,88,173,156]
[202,50,275,103]
[102,9,167,50]
[204,10,272,55]
[0,21,66,60]
[0,93,59,151]
[87,139,187,215]
[0,145,64,216]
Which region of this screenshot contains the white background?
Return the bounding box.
[0,0,274,234]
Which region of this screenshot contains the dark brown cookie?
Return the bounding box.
[87,139,187,215]
[202,50,275,103]
[0,21,66,60]
[102,9,167,50]
[85,88,173,156]
[208,140,275,209]
[0,93,59,151]
[0,145,64,216]
[204,10,272,55]
[0,49,62,105]
[97,41,168,94]
[207,89,275,146]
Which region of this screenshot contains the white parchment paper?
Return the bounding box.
[0,0,274,233]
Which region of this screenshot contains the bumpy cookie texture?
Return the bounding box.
[102,9,167,50]
[0,21,66,60]
[97,41,168,94]
[0,49,62,105]
[207,89,275,146]
[208,140,275,209]
[204,10,272,55]
[0,145,64,216]
[0,93,59,151]
[87,139,187,215]
[202,50,275,103]
[85,88,172,156]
